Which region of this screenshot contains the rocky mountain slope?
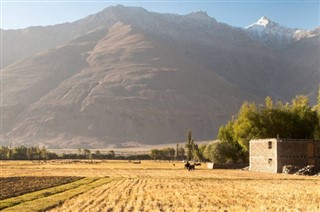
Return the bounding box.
[1,5,319,148]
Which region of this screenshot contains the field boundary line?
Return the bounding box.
[0,177,97,210]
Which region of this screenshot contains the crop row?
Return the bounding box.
[52,178,320,211]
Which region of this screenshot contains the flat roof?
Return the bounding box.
[250,138,318,143]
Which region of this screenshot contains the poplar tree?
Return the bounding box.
[186,130,194,161]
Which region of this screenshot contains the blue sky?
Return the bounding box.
[1,1,319,30]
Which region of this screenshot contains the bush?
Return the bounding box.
[203,141,238,164]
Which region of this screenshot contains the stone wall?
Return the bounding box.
[249,138,277,173]
[250,139,320,173]
[277,140,309,173]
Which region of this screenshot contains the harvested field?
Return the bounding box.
[1,160,314,179]
[0,176,82,200]
[1,177,114,212]
[53,178,320,211]
[1,160,320,211]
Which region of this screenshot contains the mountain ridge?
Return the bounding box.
[2,5,319,68]
[1,5,319,148]
[245,16,318,45]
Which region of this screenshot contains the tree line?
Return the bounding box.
[150,130,207,162]
[0,146,151,160]
[0,146,58,160]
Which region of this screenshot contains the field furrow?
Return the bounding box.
[50,177,320,211]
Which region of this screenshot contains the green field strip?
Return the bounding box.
[2,177,117,212]
[0,177,98,210]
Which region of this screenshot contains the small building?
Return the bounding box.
[207,162,214,169]
[249,138,320,173]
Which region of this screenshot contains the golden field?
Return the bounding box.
[1,160,319,211]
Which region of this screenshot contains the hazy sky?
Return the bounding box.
[1,1,319,30]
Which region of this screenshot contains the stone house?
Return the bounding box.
[249,138,320,173]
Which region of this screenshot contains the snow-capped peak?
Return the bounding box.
[244,16,314,45]
[245,16,273,29]
[256,16,270,26]
[245,16,320,45]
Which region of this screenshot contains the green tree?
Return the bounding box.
[0,146,11,159]
[197,144,207,161]
[185,130,194,161]
[108,150,115,159]
[95,150,101,159]
[40,146,47,159]
[218,120,235,144]
[217,95,319,163]
[150,149,162,160]
[290,95,318,139]
[177,146,185,160]
[83,149,91,159]
[12,146,27,160]
[77,148,83,159]
[203,141,237,164]
[175,143,179,160]
[192,143,200,161]
[232,102,260,151]
[317,87,320,114]
[162,148,175,161]
[313,88,320,139]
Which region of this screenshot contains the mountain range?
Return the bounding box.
[1,5,319,148]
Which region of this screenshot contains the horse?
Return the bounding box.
[187,164,195,171]
[184,161,191,169]
[184,161,195,171]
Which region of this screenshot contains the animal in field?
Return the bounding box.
[187,164,195,171]
[194,162,201,166]
[184,161,191,169]
[184,161,195,171]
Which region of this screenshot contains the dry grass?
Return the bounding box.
[1,160,319,211]
[52,178,320,212]
[1,160,315,179]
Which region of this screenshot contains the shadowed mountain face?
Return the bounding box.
[1,5,319,148]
